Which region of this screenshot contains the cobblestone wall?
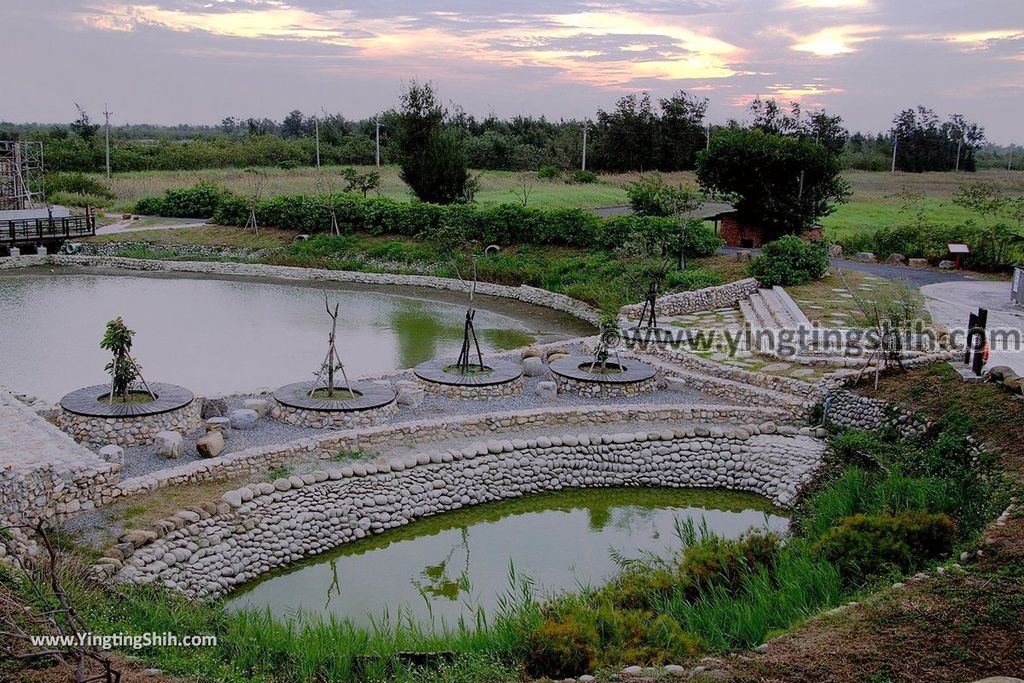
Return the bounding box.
[619,278,760,319]
[269,401,398,429]
[57,401,202,447]
[99,423,826,596]
[823,390,929,437]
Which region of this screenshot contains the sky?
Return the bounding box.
[3,0,1023,142]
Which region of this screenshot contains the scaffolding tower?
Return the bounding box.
[0,140,45,211]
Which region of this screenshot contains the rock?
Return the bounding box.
[622,666,644,676]
[664,664,687,676]
[535,381,557,401]
[201,396,228,419]
[522,356,545,377]
[761,363,791,372]
[988,365,1013,381]
[971,678,1024,683]
[243,398,269,417]
[753,643,769,653]
[98,444,125,466]
[206,417,231,433]
[1002,375,1023,393]
[154,431,183,459]
[196,431,225,458]
[938,259,956,270]
[790,368,816,377]
[887,253,906,264]
[545,346,569,360]
[908,258,929,268]
[664,376,689,392]
[521,346,543,359]
[395,380,425,408]
[229,409,258,430]
[759,421,777,434]
[828,244,843,257]
[854,252,876,262]
[273,478,291,492]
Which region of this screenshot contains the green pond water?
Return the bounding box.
[0,269,590,401]
[227,488,787,628]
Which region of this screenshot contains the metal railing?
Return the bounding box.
[2,213,95,244]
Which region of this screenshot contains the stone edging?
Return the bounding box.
[57,400,201,448]
[0,255,602,326]
[97,422,827,596]
[823,389,930,438]
[619,278,760,319]
[112,403,801,498]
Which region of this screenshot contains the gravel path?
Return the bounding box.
[101,363,714,480]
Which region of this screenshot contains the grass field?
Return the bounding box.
[86,166,1023,240]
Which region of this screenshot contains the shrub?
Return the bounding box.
[524,616,598,679]
[749,235,829,286]
[816,511,956,583]
[570,170,598,184]
[135,181,229,218]
[537,165,561,180]
[664,269,723,292]
[44,172,115,199]
[678,532,780,597]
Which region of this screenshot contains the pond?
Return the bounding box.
[227,488,787,628]
[0,268,591,401]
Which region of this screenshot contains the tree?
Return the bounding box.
[70,104,99,142]
[658,90,709,170]
[393,81,470,204]
[697,127,850,233]
[282,109,305,139]
[100,317,152,402]
[341,167,381,197]
[890,106,985,172]
[593,93,659,172]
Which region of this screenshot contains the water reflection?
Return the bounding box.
[0,272,584,401]
[227,488,788,628]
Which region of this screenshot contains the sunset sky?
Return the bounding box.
[3,0,1022,142]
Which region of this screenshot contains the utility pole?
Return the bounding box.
[955,134,963,172]
[581,121,589,171]
[314,115,321,169]
[103,103,113,178]
[706,124,712,150]
[375,115,381,167]
[1009,145,1015,171]
[891,134,898,174]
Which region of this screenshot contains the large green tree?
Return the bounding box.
[696,128,849,233]
[393,81,470,205]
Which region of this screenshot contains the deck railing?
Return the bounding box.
[2,213,95,244]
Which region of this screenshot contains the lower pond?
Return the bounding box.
[0,268,591,402]
[227,488,787,628]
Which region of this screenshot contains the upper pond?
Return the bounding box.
[227,488,787,628]
[0,269,591,401]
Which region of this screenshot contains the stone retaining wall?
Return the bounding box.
[57,401,202,447]
[0,255,602,326]
[619,278,760,319]
[269,401,399,429]
[554,374,657,398]
[100,423,826,597]
[0,386,120,550]
[823,390,929,437]
[417,376,525,400]
[113,403,799,497]
[78,241,278,261]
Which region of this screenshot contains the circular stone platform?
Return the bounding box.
[413,358,524,400]
[58,383,200,447]
[620,324,679,345]
[548,355,658,398]
[271,381,398,429]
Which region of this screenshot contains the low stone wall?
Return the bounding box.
[0,386,120,543]
[554,374,657,398]
[619,278,760,319]
[78,241,278,261]
[417,376,525,400]
[113,403,799,497]
[643,346,825,399]
[57,401,202,448]
[269,401,399,429]
[101,423,826,597]
[823,390,928,438]
[0,255,602,326]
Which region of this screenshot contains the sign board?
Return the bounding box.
[948,243,971,254]
[1012,268,1024,306]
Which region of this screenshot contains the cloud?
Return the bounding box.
[783,0,872,9]
[790,24,881,56]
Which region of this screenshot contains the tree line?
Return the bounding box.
[0,93,1005,175]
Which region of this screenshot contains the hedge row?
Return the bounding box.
[135,183,725,255]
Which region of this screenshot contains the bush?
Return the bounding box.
[816,511,956,583]
[749,235,829,286]
[570,170,598,184]
[678,532,780,597]
[664,269,723,292]
[537,165,561,180]
[44,172,114,199]
[134,181,229,218]
[524,616,598,679]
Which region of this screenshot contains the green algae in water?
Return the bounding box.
[226,488,786,628]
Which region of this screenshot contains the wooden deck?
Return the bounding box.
[2,213,95,245]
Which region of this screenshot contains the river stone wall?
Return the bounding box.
[78,242,278,261]
[823,390,929,437]
[619,278,760,319]
[554,374,657,399]
[100,423,826,597]
[0,255,602,326]
[57,401,202,447]
[417,376,525,400]
[269,401,399,429]
[113,403,801,497]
